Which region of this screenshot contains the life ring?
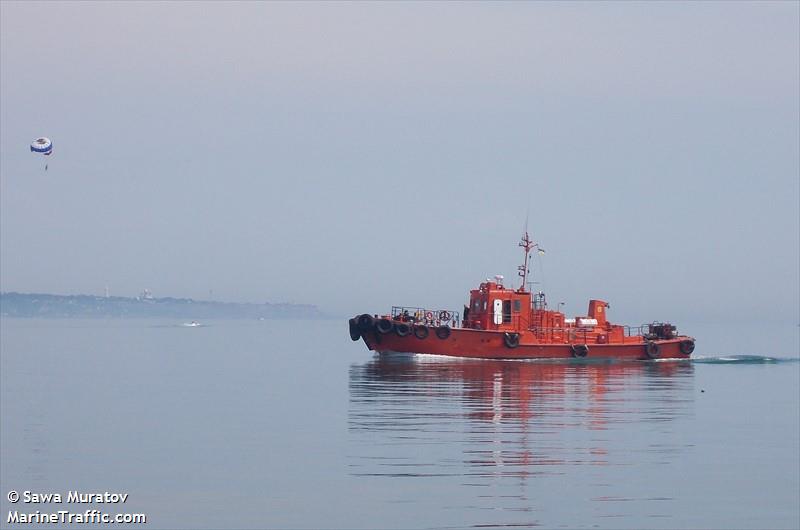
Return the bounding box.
[376,318,394,335]
[645,341,660,359]
[503,332,520,348]
[356,313,374,332]
[439,310,451,321]
[349,318,361,341]
[571,344,589,358]
[425,311,434,320]
[680,339,695,355]
[413,325,429,339]
[597,334,608,344]
[395,322,411,337]
[435,325,451,339]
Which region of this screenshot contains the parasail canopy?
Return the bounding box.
[30,137,53,155]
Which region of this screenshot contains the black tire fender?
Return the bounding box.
[571,344,589,358]
[645,341,660,359]
[413,325,429,339]
[503,332,520,348]
[349,318,360,341]
[679,339,695,355]
[435,325,451,339]
[376,318,394,335]
[356,313,375,332]
[395,322,411,337]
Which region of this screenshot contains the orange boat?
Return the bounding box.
[349,232,696,360]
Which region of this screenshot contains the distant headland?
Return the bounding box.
[0,291,326,319]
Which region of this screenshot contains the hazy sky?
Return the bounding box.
[1,1,798,323]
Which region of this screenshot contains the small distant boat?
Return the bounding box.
[183,320,201,327]
[349,231,695,361]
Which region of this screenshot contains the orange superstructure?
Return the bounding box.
[349,232,695,361]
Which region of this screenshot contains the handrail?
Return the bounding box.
[390,305,461,328]
[528,326,590,344]
[624,325,647,337]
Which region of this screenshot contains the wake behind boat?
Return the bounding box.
[349,232,695,361]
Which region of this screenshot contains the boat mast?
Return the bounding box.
[518,232,534,291]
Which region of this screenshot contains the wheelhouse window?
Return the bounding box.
[502,300,512,323]
[513,299,521,312]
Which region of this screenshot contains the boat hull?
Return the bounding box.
[361,326,692,361]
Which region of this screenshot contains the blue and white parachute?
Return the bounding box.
[30,137,53,155]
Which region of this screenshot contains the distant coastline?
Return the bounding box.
[0,292,326,319]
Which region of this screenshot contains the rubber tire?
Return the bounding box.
[395,322,411,337]
[349,318,360,341]
[357,314,374,332]
[376,318,394,335]
[435,326,451,340]
[645,341,660,359]
[413,325,429,339]
[680,339,695,355]
[571,344,589,358]
[503,332,520,348]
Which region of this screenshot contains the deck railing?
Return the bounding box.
[525,323,673,344]
[624,325,648,337]
[528,326,593,343]
[391,306,461,328]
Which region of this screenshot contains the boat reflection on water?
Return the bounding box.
[349,354,695,492]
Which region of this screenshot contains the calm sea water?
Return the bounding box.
[1,318,798,529]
